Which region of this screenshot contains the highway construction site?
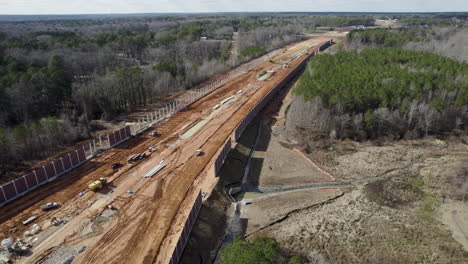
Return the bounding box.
[180,47,468,263]
[0,34,337,264]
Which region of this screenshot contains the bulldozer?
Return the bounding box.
[88,178,107,192]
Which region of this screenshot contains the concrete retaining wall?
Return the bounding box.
[169,191,203,264]
[168,39,333,263]
[0,148,89,207]
[0,68,229,208]
[0,124,133,208]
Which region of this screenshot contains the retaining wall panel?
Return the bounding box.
[118,129,124,141]
[2,182,16,200]
[62,156,72,171]
[120,129,125,141]
[109,134,116,147]
[176,240,183,257]
[44,163,56,179]
[70,152,79,167]
[114,131,121,143]
[35,167,47,183]
[182,225,189,242]
[14,177,28,194]
[77,149,86,163]
[54,160,64,175]
[24,173,38,189]
[121,128,127,140]
[170,191,202,263]
[125,126,131,137]
[0,187,6,203]
[121,127,126,139]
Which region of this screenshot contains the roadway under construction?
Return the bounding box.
[0,34,335,264]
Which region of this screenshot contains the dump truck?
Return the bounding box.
[88,178,107,192]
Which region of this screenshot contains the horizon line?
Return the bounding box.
[0,11,467,16]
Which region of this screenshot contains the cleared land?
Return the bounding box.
[242,188,344,235]
[182,32,468,262]
[253,138,468,263]
[0,33,338,264]
[246,121,334,187]
[178,49,348,262]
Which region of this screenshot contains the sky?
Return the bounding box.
[0,0,466,15]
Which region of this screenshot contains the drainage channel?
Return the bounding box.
[213,202,244,262]
[241,121,263,185]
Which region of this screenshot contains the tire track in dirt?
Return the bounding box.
[0,71,253,239]
[78,72,263,264]
[4,37,334,264]
[75,40,332,264]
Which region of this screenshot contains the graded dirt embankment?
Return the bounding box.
[244,63,468,263]
[182,29,468,263]
[178,36,349,261]
[0,34,339,264]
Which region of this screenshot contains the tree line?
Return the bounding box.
[0,14,376,177]
[346,26,468,62]
[289,47,467,141]
[347,28,429,47]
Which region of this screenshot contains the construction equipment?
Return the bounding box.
[128,152,147,163]
[88,178,107,192]
[40,202,59,211]
[149,130,159,137]
[10,239,31,255]
[195,149,203,156]
[22,216,37,226]
[50,217,64,226]
[128,154,139,163]
[111,162,122,169]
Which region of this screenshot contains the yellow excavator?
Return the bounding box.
[88,178,107,192]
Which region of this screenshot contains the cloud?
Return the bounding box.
[0,0,465,14]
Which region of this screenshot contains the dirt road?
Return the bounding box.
[0,34,337,264]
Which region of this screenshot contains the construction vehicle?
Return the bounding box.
[88,178,107,192]
[111,162,122,169]
[40,202,59,211]
[128,152,148,163]
[128,154,139,163]
[22,216,37,226]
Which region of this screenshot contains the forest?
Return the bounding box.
[347,28,429,47]
[289,30,468,141]
[0,13,375,176]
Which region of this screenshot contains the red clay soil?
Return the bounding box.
[0,35,335,264]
